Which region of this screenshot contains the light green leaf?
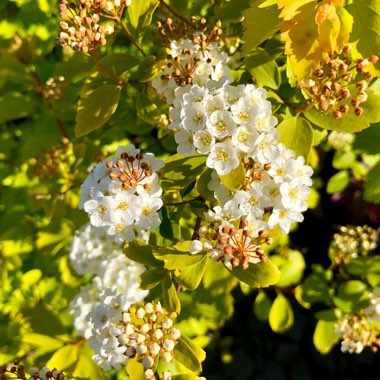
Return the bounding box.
[138,55,166,82]
[326,170,350,194]
[215,0,251,21]
[242,0,281,54]
[219,162,246,190]
[277,116,313,161]
[161,155,207,190]
[174,335,205,373]
[305,90,380,132]
[196,169,215,202]
[124,241,163,268]
[136,93,161,124]
[245,48,281,89]
[271,250,306,288]
[126,358,146,380]
[333,280,369,313]
[313,320,339,354]
[0,92,35,123]
[46,344,79,371]
[269,293,294,333]
[367,257,380,287]
[75,84,121,137]
[72,343,106,380]
[253,290,272,322]
[22,333,64,357]
[139,269,166,290]
[230,259,280,288]
[97,53,140,77]
[162,275,181,314]
[175,255,208,290]
[346,0,380,69]
[363,162,380,204]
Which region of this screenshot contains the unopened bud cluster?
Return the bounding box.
[80,144,164,243]
[121,302,180,378]
[298,46,378,119]
[58,0,132,53]
[0,361,63,380]
[29,138,74,179]
[190,218,271,270]
[38,76,65,100]
[335,312,380,354]
[152,19,233,103]
[329,225,378,264]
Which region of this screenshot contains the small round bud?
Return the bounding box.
[149,342,161,356]
[141,323,150,333]
[162,351,173,363]
[136,307,146,319]
[118,333,130,345]
[170,327,181,340]
[162,318,173,329]
[142,356,154,369]
[152,329,163,340]
[369,54,378,64]
[136,344,148,355]
[355,107,364,116]
[145,369,155,379]
[163,339,175,351]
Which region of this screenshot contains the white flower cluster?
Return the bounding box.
[335,288,380,354]
[80,144,164,243]
[69,224,148,369]
[120,302,180,379]
[152,38,233,104]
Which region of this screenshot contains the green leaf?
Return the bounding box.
[124,241,163,268]
[215,0,251,21]
[346,0,380,69]
[22,333,64,357]
[175,255,208,290]
[353,123,380,154]
[97,53,140,77]
[269,293,294,333]
[72,342,106,380]
[367,257,380,287]
[0,92,35,123]
[304,90,380,132]
[127,0,160,42]
[219,162,246,190]
[326,170,350,194]
[159,206,174,241]
[174,335,205,373]
[333,280,369,313]
[299,267,331,304]
[230,259,280,288]
[245,48,281,89]
[332,150,356,170]
[363,162,380,203]
[154,245,206,270]
[126,358,146,380]
[138,55,166,82]
[196,169,215,202]
[344,256,370,277]
[277,116,313,161]
[75,84,121,137]
[271,250,306,288]
[253,290,272,322]
[242,0,281,54]
[161,155,207,190]
[162,275,181,314]
[136,93,161,124]
[46,344,79,371]
[139,269,166,290]
[313,320,339,354]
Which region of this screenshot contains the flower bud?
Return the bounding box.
[163,339,175,351]
[162,351,173,363]
[162,318,173,329]
[170,327,181,340]
[142,356,154,369]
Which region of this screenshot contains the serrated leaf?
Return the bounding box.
[363,162,380,204]
[304,90,380,132]
[175,255,208,290]
[245,48,281,89]
[219,162,246,190]
[242,0,281,54]
[253,290,272,321]
[313,320,338,354]
[174,336,205,373]
[230,259,280,288]
[161,155,207,190]
[75,85,121,137]
[346,0,380,70]
[269,293,294,333]
[326,170,349,194]
[277,116,313,161]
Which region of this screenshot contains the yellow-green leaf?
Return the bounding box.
[313,320,339,354]
[269,293,294,333]
[75,84,121,137]
[219,162,246,190]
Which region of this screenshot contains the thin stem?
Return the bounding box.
[159,0,195,28]
[191,216,202,240]
[271,88,296,111]
[92,49,126,85]
[115,16,146,56]
[296,100,317,114]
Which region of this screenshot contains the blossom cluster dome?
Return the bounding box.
[80,144,164,243]
[69,234,148,369]
[152,38,234,104]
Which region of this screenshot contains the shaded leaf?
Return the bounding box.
[313,320,338,354]
[326,170,349,194]
[269,293,294,333]
[363,162,380,204]
[253,290,272,322]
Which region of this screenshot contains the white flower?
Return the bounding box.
[252,132,280,164]
[213,200,243,222]
[280,179,310,212]
[193,130,215,154]
[135,192,163,229]
[232,125,258,153]
[206,142,239,175]
[174,129,195,155]
[222,84,245,106]
[231,97,259,125]
[182,103,207,132]
[268,208,304,234]
[206,110,237,139]
[84,195,112,227]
